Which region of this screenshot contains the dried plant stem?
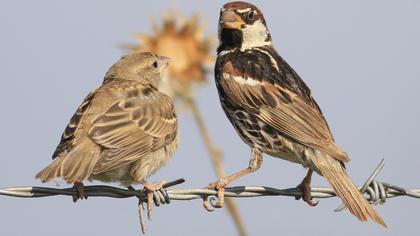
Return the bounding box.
[184,97,248,236]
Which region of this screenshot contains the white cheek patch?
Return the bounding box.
[241,20,271,50]
[223,73,262,86]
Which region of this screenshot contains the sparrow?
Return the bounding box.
[211,1,386,227]
[36,52,178,218]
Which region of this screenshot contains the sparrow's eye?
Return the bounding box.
[152,61,159,68]
[246,11,255,21]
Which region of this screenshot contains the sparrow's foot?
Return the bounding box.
[296,181,318,206]
[203,179,228,211]
[295,174,318,207]
[142,181,166,220]
[72,182,87,202]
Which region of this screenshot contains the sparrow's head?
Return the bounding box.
[218,1,271,52]
[104,52,170,87]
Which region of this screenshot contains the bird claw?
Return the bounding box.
[202,179,227,211]
[305,198,319,206]
[72,182,87,203]
[142,181,166,220]
[296,182,318,207]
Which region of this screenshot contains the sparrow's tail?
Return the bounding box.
[35,141,101,183]
[35,156,65,182]
[311,153,387,227]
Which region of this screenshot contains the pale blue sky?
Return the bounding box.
[1,1,419,235]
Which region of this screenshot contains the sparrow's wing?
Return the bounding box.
[219,61,349,162]
[89,87,178,173]
[52,91,96,160]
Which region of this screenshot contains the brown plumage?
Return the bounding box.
[212,1,386,227]
[36,52,178,191]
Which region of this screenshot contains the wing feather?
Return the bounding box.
[89,86,178,173]
[220,62,349,162]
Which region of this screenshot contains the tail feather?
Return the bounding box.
[35,142,101,183]
[35,157,65,182]
[311,153,387,227]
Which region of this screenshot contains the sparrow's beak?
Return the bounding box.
[159,56,171,70]
[220,10,244,30]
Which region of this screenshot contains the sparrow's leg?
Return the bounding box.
[72,181,87,202]
[141,180,166,220]
[204,148,262,210]
[295,169,318,206]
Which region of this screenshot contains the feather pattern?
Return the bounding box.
[52,91,95,160]
[90,83,177,173]
[36,78,178,185]
[216,48,349,162]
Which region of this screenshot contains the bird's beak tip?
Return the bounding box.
[159,56,171,65]
[220,10,243,30]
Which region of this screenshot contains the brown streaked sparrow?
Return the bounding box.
[36,52,178,219]
[211,1,386,227]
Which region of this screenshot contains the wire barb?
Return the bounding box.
[335,159,385,212]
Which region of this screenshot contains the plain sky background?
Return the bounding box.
[1,0,419,235]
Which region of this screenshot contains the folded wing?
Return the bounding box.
[219,61,349,162]
[89,87,178,173]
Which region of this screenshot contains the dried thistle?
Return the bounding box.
[127,10,215,98]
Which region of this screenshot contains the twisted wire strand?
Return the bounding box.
[1,160,420,233]
[2,160,419,203]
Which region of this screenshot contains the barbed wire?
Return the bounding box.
[1,159,419,233]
